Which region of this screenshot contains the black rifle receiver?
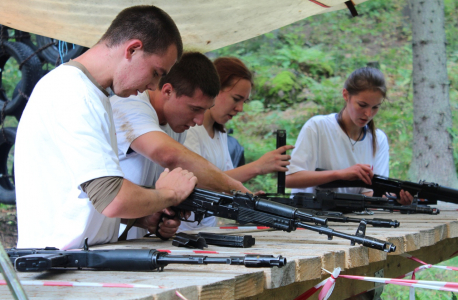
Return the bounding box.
[173,189,396,253]
[316,168,457,205]
[276,130,287,194]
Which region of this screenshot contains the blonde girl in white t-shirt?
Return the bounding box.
[285,67,412,205]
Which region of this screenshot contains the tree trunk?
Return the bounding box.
[408,0,458,188]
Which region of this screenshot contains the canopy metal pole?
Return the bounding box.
[0,241,29,300]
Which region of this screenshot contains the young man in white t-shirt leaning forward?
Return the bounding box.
[15,5,197,250]
[111,52,250,238]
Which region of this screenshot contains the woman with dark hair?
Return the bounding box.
[285,67,412,204]
[180,57,293,230]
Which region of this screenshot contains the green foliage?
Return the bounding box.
[211,0,458,195]
[2,59,21,99]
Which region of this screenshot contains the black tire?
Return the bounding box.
[0,41,42,116]
[13,70,48,121]
[0,25,13,43]
[12,80,26,121]
[36,35,87,65]
[14,30,46,63]
[0,127,16,205]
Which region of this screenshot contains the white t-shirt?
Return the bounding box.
[15,64,123,250]
[286,113,389,194]
[180,125,234,231]
[111,91,186,239]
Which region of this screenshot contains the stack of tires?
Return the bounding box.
[0,25,87,204]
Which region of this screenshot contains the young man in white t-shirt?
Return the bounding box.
[15,6,198,250]
[111,52,250,238]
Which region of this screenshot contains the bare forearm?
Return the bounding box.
[181,155,249,193]
[285,170,341,189]
[102,179,176,219]
[131,132,249,194]
[162,148,248,193]
[225,161,261,183]
[225,146,293,183]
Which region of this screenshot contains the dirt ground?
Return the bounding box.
[0,205,17,249]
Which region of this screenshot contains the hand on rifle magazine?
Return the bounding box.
[137,208,190,239]
[254,145,294,174]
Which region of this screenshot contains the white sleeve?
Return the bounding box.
[373,129,389,177]
[286,120,319,175]
[52,87,123,186]
[112,95,165,157]
[183,127,204,156]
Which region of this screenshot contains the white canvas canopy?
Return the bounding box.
[0,0,367,51]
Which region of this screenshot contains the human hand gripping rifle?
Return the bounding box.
[172,188,396,253]
[316,168,452,207]
[7,239,286,273]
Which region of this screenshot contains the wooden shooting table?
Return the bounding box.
[1,202,457,300]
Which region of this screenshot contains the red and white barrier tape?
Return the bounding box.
[218,226,271,230]
[176,290,189,300]
[158,249,260,255]
[294,268,341,300]
[400,253,458,277]
[217,226,305,230]
[296,253,458,300]
[339,275,458,292]
[0,280,166,289]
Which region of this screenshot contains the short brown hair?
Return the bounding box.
[159,52,220,99]
[99,5,183,59]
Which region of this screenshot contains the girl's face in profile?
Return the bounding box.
[343,88,383,128]
[211,78,252,125]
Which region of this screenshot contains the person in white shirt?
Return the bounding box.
[111,52,250,238]
[15,5,197,250]
[285,67,412,204]
[182,57,294,230]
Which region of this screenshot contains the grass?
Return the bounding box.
[382,256,458,300]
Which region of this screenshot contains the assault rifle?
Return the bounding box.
[267,191,439,217]
[316,168,458,205]
[7,240,286,273]
[172,188,396,253]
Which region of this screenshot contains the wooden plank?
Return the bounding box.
[239,237,458,300]
[2,203,456,299]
